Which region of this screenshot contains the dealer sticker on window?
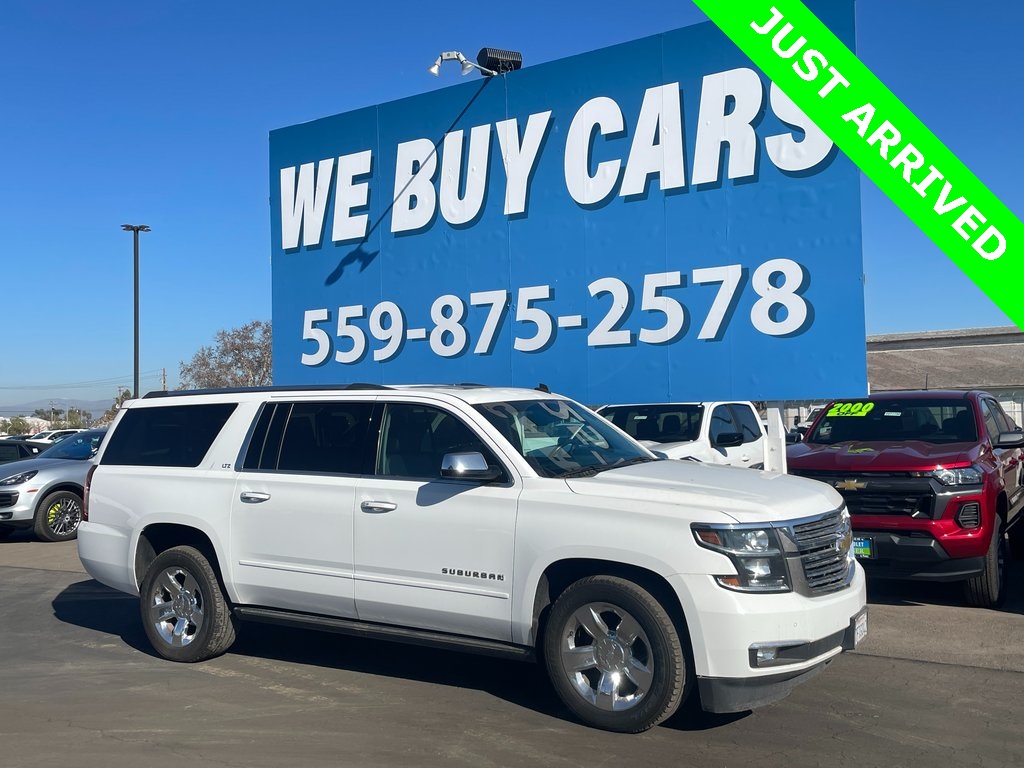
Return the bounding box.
[827,402,875,417]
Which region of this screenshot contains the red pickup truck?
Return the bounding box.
[788,390,1024,607]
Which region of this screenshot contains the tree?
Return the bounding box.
[95,388,133,426]
[66,408,92,428]
[178,320,272,390]
[32,407,65,423]
[6,416,30,435]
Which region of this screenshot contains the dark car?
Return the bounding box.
[788,391,1024,607]
[0,439,49,463]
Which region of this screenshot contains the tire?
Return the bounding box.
[33,490,83,542]
[964,522,1007,608]
[542,575,689,733]
[139,546,237,662]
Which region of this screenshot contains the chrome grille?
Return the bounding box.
[788,509,853,595]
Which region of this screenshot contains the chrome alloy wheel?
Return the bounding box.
[148,567,206,648]
[558,601,654,711]
[46,496,81,537]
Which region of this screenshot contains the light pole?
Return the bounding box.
[121,224,151,398]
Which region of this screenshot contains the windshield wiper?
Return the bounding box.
[559,457,653,479]
[558,466,600,478]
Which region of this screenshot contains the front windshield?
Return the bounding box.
[42,430,106,460]
[475,399,652,479]
[599,404,703,444]
[808,400,978,444]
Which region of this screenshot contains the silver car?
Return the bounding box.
[0,428,106,542]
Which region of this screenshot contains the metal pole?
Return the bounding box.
[122,224,149,399]
[133,228,140,399]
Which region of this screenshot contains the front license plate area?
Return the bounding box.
[853,535,873,559]
[854,610,868,647]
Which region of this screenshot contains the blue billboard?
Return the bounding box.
[269,1,864,403]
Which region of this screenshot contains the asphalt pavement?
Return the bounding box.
[1,531,1022,768]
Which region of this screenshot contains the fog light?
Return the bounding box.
[955,502,981,529]
[756,646,779,664]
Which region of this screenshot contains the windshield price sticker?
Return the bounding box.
[299,258,810,366]
[826,402,875,417]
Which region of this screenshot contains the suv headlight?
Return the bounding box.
[0,470,38,486]
[692,524,791,593]
[916,466,983,486]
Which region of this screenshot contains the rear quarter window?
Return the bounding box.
[101,403,238,467]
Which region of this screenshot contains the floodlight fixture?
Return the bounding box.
[428,48,523,78]
[476,48,523,75]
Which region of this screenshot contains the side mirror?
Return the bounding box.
[712,431,744,448]
[440,452,502,482]
[786,431,803,444]
[995,432,1024,449]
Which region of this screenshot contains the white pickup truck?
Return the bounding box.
[78,385,865,732]
[597,401,768,468]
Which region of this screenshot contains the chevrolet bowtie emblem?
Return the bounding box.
[835,479,868,491]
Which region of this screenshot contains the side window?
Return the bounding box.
[241,404,292,471]
[709,405,740,443]
[982,399,1010,441]
[377,403,502,480]
[102,403,237,467]
[274,401,374,474]
[731,404,763,443]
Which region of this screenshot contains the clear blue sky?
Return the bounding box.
[1,0,1019,408]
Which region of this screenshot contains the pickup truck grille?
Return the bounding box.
[788,509,853,595]
[790,470,935,518]
[843,492,932,517]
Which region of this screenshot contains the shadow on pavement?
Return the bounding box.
[865,557,1024,615]
[51,579,747,733]
[52,578,153,654]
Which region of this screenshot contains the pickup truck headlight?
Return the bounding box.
[0,470,37,486]
[692,524,791,593]
[914,466,982,486]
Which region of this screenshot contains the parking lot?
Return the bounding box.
[2,532,1022,768]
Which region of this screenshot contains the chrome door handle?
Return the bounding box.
[239,491,271,504]
[361,500,397,513]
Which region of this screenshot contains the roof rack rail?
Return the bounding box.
[142,383,393,399]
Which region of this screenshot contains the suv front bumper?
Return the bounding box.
[671,566,867,711]
[697,607,867,712]
[0,489,38,526]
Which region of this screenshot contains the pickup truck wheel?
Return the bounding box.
[964,524,1006,608]
[32,490,83,542]
[543,576,687,733]
[140,546,236,662]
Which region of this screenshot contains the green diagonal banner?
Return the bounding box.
[692,0,1023,330]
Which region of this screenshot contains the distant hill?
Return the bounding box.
[0,397,113,419]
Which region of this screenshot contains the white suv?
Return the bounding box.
[78,385,866,733]
[597,401,768,468]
